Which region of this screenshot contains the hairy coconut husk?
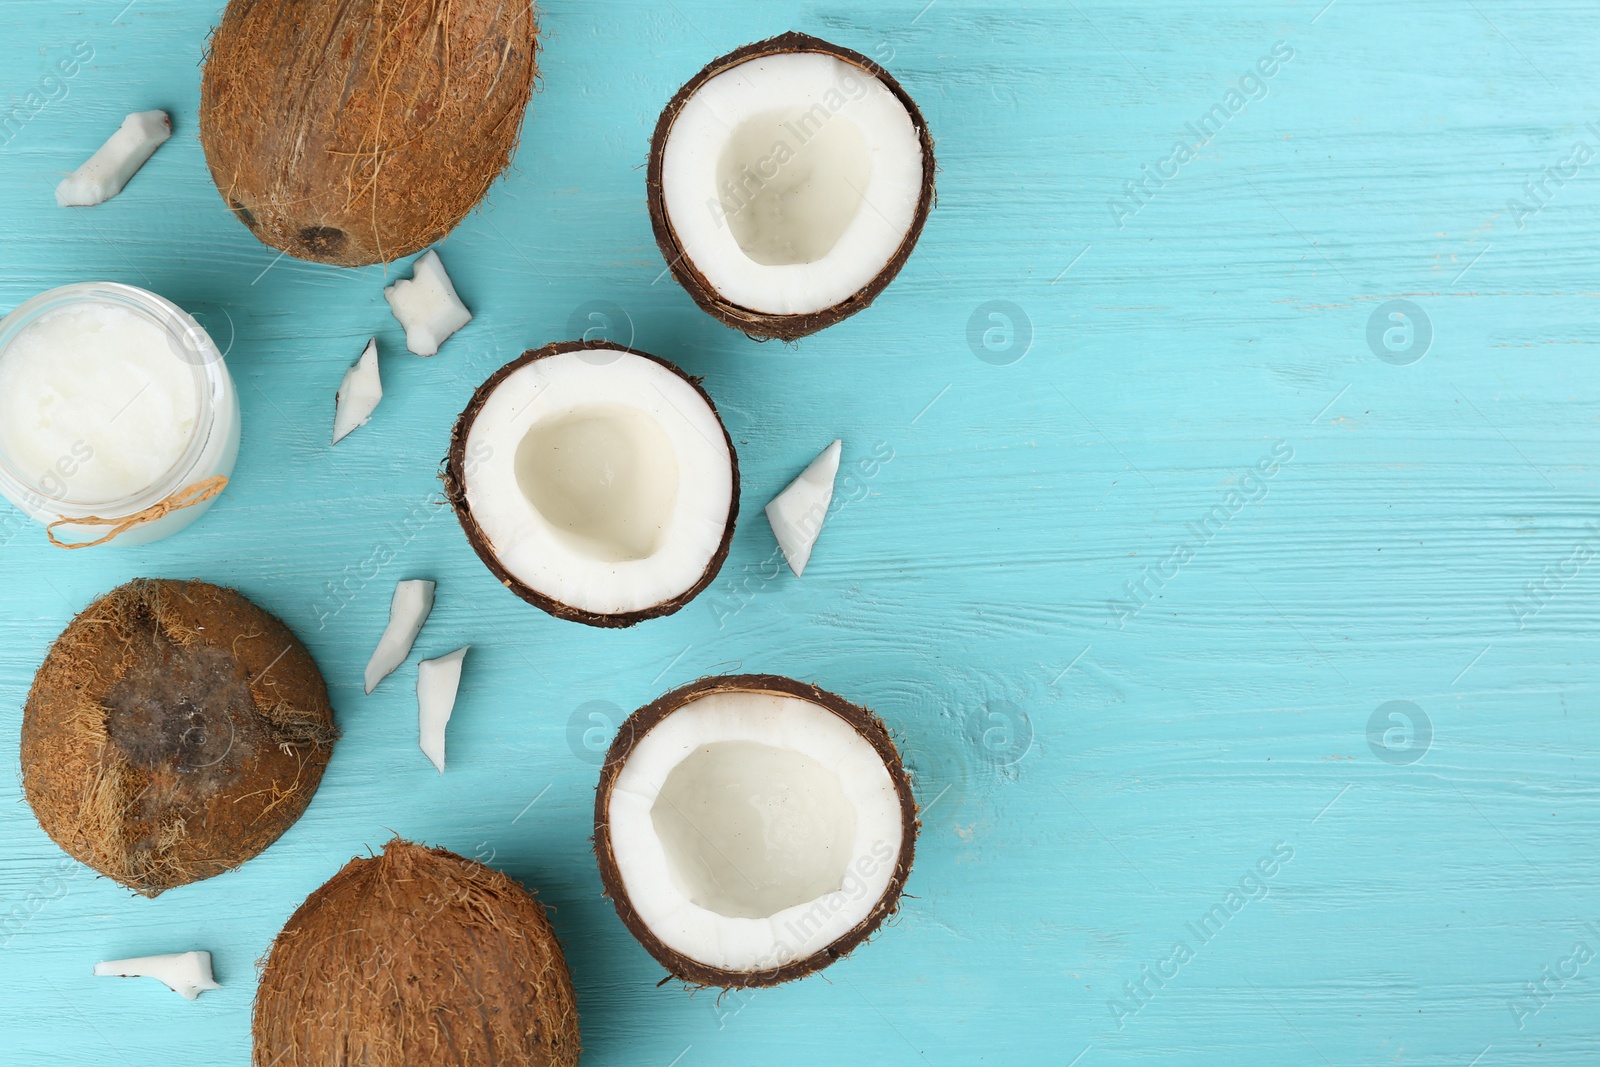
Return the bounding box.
[594,674,919,987]
[253,839,580,1067]
[442,339,740,628]
[199,0,539,267]
[20,579,338,897]
[646,32,937,341]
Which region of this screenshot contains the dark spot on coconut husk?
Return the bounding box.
[199,0,540,267]
[443,340,739,628]
[20,579,338,897]
[104,619,262,776]
[593,674,918,988]
[645,32,937,341]
[295,225,347,257]
[228,199,256,228]
[253,839,580,1067]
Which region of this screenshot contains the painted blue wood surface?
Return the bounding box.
[3,0,1600,1063]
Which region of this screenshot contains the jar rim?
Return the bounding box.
[0,282,226,519]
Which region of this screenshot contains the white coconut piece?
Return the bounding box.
[332,338,383,444]
[93,951,220,1000]
[417,646,468,773]
[658,54,925,316]
[56,111,172,208]
[364,579,435,694]
[452,345,736,622]
[605,688,906,975]
[384,249,472,356]
[765,439,841,577]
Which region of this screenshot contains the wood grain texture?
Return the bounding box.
[2,0,1599,1064]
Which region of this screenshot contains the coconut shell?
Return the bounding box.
[593,674,919,987]
[20,579,337,897]
[646,32,937,341]
[442,340,740,628]
[253,839,580,1067]
[199,0,539,266]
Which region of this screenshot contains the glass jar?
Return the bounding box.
[0,282,240,547]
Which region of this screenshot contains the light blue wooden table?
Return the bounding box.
[4,1,1599,1063]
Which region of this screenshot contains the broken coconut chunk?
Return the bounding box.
[766,439,841,577]
[56,110,172,208]
[384,249,471,356]
[365,580,435,694]
[332,338,382,444]
[94,950,221,1000]
[418,646,468,773]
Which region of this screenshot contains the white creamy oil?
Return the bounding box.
[0,302,198,503]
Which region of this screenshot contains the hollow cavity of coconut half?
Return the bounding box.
[595,675,917,987]
[445,341,738,627]
[647,32,936,340]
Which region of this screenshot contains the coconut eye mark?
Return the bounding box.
[296,225,348,257]
[513,403,681,563]
[650,740,857,919]
[715,107,872,266]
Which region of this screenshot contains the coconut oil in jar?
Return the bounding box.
[0,283,240,547]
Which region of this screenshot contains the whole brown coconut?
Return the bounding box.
[254,839,580,1067]
[20,579,338,897]
[199,0,539,266]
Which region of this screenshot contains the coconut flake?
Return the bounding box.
[364,579,435,694]
[56,111,172,208]
[418,646,468,772]
[765,439,841,577]
[332,338,383,444]
[94,951,221,1000]
[384,249,472,356]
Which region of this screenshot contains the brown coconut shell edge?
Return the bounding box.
[592,674,919,988]
[20,579,338,897]
[443,340,740,629]
[645,32,938,342]
[252,838,580,1067]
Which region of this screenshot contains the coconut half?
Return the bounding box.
[647,33,936,340]
[253,839,579,1066]
[444,341,738,627]
[20,579,338,896]
[594,675,916,987]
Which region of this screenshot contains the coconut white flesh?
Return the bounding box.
[365,579,435,694]
[463,348,733,617]
[660,53,924,316]
[56,110,172,208]
[384,249,472,356]
[608,691,903,974]
[418,646,468,773]
[765,439,841,577]
[333,338,383,444]
[94,951,220,1000]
